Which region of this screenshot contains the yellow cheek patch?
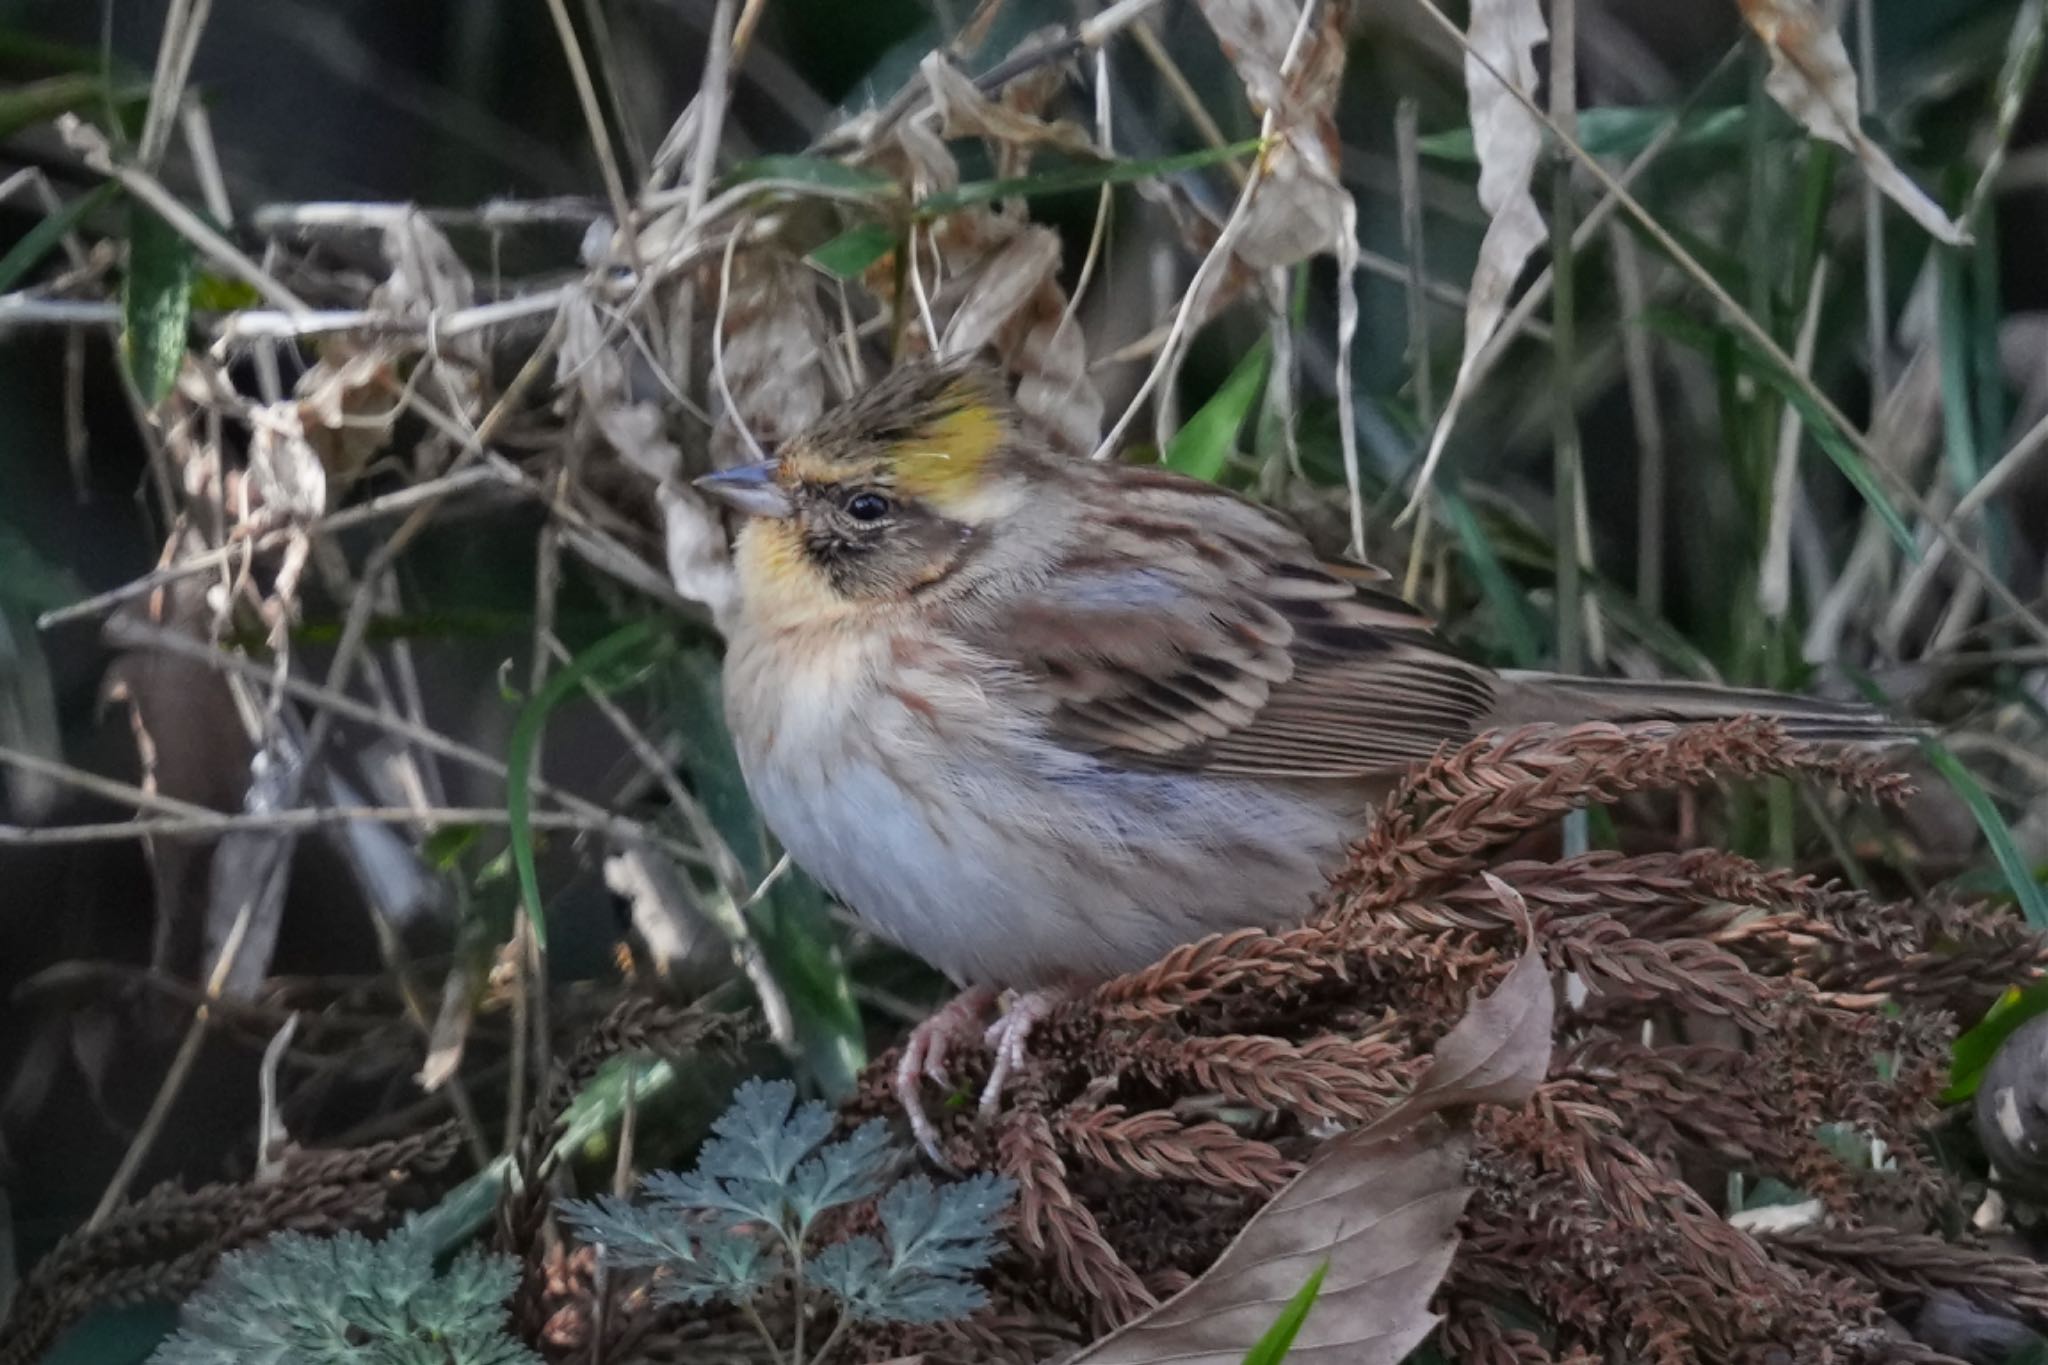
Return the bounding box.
[734,519,849,622]
[891,390,1006,505]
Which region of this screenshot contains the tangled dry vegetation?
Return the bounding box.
[9,719,2048,1364]
[5,0,2048,1362]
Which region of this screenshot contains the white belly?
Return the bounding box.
[723,630,1349,987]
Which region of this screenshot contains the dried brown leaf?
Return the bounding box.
[1194,0,1351,270]
[294,350,400,485]
[558,291,683,483]
[1737,0,1968,245]
[1383,933,1555,1119]
[1409,0,1548,515]
[710,251,833,467]
[290,211,484,482]
[1069,1123,1467,1364]
[922,49,1099,171]
[1071,943,1552,1364]
[244,403,328,521]
[940,227,1063,359]
[655,479,740,634]
[908,212,1102,456]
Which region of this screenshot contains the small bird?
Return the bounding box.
[697,359,1894,1157]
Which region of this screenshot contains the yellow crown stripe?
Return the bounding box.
[892,389,1005,500]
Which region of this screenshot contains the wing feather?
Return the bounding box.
[965,470,1497,779]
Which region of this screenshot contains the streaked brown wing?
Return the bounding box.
[974,473,1497,779]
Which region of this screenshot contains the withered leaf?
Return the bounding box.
[940,227,1063,359]
[1073,944,1554,1364]
[1737,0,1968,245]
[245,403,328,522]
[1388,931,1554,1118]
[558,291,683,483]
[1194,0,1351,270]
[1071,1125,1467,1364]
[656,478,741,637]
[922,49,1099,171]
[904,210,1103,457]
[1409,0,1548,515]
[710,251,833,467]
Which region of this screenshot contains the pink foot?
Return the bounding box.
[895,984,997,1165]
[979,989,1063,1119]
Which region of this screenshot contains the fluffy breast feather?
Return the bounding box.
[721,617,1349,987]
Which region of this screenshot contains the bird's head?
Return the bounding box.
[695,359,1035,614]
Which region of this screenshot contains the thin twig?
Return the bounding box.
[0,805,657,845]
[137,0,213,168]
[543,0,639,260]
[1399,95,1436,600]
[686,0,739,217]
[1759,258,1831,622]
[1611,223,1667,614]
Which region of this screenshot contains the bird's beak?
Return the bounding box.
[694,461,793,519]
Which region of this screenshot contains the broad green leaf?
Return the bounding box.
[1239,1262,1326,1365]
[0,182,116,294]
[2004,1337,2048,1365]
[1166,339,1270,483]
[507,620,663,949]
[189,273,265,312]
[808,222,897,280]
[121,203,194,404]
[723,155,896,196]
[37,1304,176,1365]
[921,139,1264,216]
[421,823,482,870]
[1946,982,2048,1103]
[0,518,90,613]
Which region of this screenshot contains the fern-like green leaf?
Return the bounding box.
[788,1118,896,1229]
[147,1226,536,1365]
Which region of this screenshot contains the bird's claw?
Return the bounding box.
[978,990,1057,1119]
[895,985,996,1167]
[895,986,1063,1165]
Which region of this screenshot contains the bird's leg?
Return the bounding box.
[979,987,1064,1118]
[895,983,998,1165]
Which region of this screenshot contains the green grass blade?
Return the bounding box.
[1166,338,1270,482]
[920,138,1264,216]
[507,620,662,950]
[120,202,194,404]
[1239,1261,1327,1365]
[0,73,143,140]
[0,183,115,293]
[722,154,896,196]
[1648,310,1919,561]
[1438,482,1544,667]
[1917,737,2048,931]
[808,221,897,280]
[1843,668,2047,931]
[1418,104,1756,162]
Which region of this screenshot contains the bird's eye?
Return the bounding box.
[845,491,891,522]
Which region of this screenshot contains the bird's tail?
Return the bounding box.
[1492,670,1914,745]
